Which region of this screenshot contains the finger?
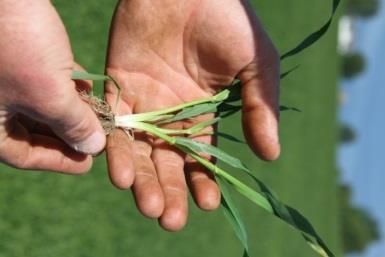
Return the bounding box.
[104,71,163,214]
[152,139,188,232]
[185,160,221,210]
[239,47,280,161]
[106,129,135,189]
[23,78,106,155]
[131,133,164,218]
[184,116,221,211]
[104,71,138,189]
[0,122,92,174]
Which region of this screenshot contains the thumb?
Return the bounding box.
[239,53,280,161]
[24,79,106,155]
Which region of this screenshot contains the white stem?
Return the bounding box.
[114,116,138,129]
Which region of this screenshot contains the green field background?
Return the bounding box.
[0,1,342,257]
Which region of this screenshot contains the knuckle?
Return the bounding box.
[136,171,157,181]
[134,156,155,174]
[6,149,31,170]
[163,181,187,195]
[107,143,129,154]
[134,141,152,156]
[60,113,94,143]
[134,180,164,218]
[190,173,209,182]
[0,143,29,171]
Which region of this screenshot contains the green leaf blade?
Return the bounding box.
[280,105,302,112]
[216,132,246,144]
[173,137,334,257]
[159,103,220,124]
[217,176,250,257]
[175,137,248,171]
[71,70,111,81]
[280,0,340,60]
[280,65,300,80]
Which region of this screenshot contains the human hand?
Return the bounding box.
[106,0,280,231]
[0,0,106,173]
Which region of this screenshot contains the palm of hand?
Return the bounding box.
[106,0,280,231]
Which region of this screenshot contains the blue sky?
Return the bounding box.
[338,1,385,256]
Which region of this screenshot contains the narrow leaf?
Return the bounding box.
[280,0,340,60]
[280,105,302,112]
[280,65,300,80]
[175,139,273,212]
[175,137,334,257]
[217,103,242,118]
[175,137,248,171]
[226,81,242,102]
[216,132,245,144]
[71,70,121,112]
[213,89,231,102]
[231,79,241,86]
[71,70,111,81]
[189,117,221,134]
[219,108,242,118]
[218,103,242,112]
[241,170,334,257]
[217,176,250,257]
[159,103,220,124]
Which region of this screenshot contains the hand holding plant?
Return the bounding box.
[106,0,280,232]
[0,0,340,255]
[97,0,340,255]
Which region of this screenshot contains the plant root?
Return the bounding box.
[80,92,115,135]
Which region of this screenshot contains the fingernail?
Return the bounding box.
[72,131,106,155]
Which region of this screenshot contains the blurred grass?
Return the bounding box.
[0,1,342,257]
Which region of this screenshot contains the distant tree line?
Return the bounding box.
[340,0,379,79]
[339,2,380,251]
[342,52,366,79]
[346,0,380,18]
[339,184,380,254]
[339,123,357,144]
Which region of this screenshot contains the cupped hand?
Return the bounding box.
[0,0,106,173]
[106,0,280,231]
